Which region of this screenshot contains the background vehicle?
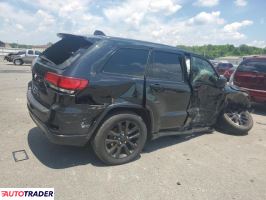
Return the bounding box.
[230,57,266,104]
[13,49,41,65]
[223,65,237,81]
[215,62,234,75]
[4,50,26,62]
[27,32,253,165]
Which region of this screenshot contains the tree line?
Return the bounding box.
[177,44,266,59]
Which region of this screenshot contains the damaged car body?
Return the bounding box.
[27,32,253,165]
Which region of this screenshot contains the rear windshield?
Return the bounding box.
[41,37,93,67]
[238,60,266,73]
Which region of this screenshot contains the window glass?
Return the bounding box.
[42,37,93,66]
[28,50,34,55]
[238,60,266,73]
[103,48,148,76]
[35,51,41,55]
[149,51,183,82]
[217,63,233,68]
[191,56,218,84]
[18,51,25,55]
[185,57,191,75]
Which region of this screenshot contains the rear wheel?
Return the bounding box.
[217,109,253,135]
[92,113,147,165]
[13,59,23,65]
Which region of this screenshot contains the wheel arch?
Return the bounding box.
[87,103,154,141]
[224,86,250,109]
[13,58,23,65]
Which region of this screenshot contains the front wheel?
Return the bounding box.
[217,109,253,135]
[92,113,147,165]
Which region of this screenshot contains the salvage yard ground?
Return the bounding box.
[0,60,266,200]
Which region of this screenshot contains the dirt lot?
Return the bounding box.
[0,60,266,200]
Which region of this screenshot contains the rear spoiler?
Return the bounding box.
[57,30,106,39]
[57,30,106,43]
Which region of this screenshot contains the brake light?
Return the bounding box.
[44,72,88,92]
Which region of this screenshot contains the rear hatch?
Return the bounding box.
[234,59,266,91]
[31,34,94,108]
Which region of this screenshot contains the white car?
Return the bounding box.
[13,49,41,65]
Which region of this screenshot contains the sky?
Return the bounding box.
[0,0,265,47]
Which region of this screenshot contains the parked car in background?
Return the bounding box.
[209,60,219,68]
[13,49,41,65]
[215,62,234,75]
[27,31,253,165]
[4,51,26,62]
[230,56,266,104]
[223,66,237,81]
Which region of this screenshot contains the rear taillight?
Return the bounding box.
[44,72,88,93]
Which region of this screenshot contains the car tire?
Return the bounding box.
[92,113,147,165]
[13,59,23,65]
[217,110,253,135]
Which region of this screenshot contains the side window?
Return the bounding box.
[28,50,34,55]
[149,51,183,82]
[191,56,218,84]
[103,48,149,76]
[35,51,41,55]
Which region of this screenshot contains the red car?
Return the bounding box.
[215,62,234,75]
[223,66,237,80]
[231,57,266,104]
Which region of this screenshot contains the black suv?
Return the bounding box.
[27,32,253,165]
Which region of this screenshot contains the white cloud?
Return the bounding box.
[187,11,225,25]
[0,1,255,47]
[148,0,182,14]
[248,40,266,48]
[103,0,181,27]
[234,0,247,7]
[222,20,253,39]
[223,20,253,33]
[15,24,24,30]
[194,0,219,7]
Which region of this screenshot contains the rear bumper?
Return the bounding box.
[27,88,89,146]
[28,110,88,146]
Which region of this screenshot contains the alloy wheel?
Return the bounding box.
[104,120,141,159]
[225,110,249,127]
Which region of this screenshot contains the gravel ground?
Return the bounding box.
[0,60,266,200]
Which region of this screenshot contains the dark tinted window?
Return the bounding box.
[28,50,34,55]
[238,60,266,73]
[35,51,41,55]
[18,51,25,55]
[103,48,149,76]
[149,51,183,82]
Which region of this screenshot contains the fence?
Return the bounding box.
[0,47,25,56]
[0,47,46,56]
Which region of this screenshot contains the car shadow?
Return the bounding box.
[251,103,266,116]
[28,127,105,169]
[143,133,205,153]
[28,127,206,169]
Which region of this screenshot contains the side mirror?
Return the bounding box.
[216,75,227,88]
